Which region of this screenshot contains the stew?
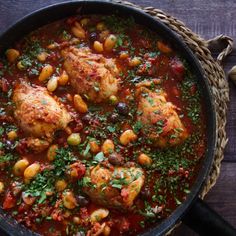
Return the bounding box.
[0,15,206,236]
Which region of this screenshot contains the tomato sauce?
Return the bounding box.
[0,15,206,235]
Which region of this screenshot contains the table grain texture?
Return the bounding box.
[0,0,236,235]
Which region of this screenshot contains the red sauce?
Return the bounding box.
[0,15,206,235]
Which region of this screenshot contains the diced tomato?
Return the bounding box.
[171,59,185,80]
[184,170,189,178]
[118,217,130,232]
[121,188,129,201]
[16,139,28,154]
[80,207,89,219]
[155,55,170,76]
[172,86,181,97]
[190,84,197,95]
[18,203,30,213]
[3,192,16,209]
[1,78,9,92]
[69,162,86,180]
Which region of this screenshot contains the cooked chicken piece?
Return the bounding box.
[13,83,71,140]
[136,86,188,148]
[83,165,144,209]
[22,137,50,153]
[62,46,119,103]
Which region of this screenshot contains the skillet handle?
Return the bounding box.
[182,197,236,236]
[206,34,233,65]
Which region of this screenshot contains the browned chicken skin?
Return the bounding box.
[13,83,71,152]
[62,46,119,103]
[136,86,188,148]
[83,165,144,209]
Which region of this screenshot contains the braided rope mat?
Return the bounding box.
[113,0,233,234]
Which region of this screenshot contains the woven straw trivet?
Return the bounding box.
[113,0,234,234]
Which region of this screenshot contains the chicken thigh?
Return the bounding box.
[83,165,144,209]
[13,83,71,151]
[62,46,119,103]
[136,86,188,148]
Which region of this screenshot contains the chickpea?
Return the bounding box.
[0,182,4,194]
[103,225,111,236]
[129,57,142,67]
[58,71,69,86]
[63,191,77,209]
[74,94,88,113]
[6,49,20,63]
[104,34,117,51]
[80,18,89,26]
[90,208,109,222]
[119,51,129,60]
[67,133,81,146]
[24,163,40,180]
[109,95,118,105]
[17,61,25,70]
[13,159,29,176]
[47,76,58,92]
[102,139,114,155]
[55,179,67,191]
[38,65,53,82]
[96,22,106,31]
[120,129,137,146]
[7,130,17,141]
[89,140,100,153]
[47,144,58,161]
[37,52,48,62]
[137,153,152,166]
[93,41,104,53]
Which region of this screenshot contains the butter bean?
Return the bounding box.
[74,94,88,113]
[47,77,58,92]
[38,65,53,82]
[13,159,29,176]
[6,49,20,63]
[24,163,40,180]
[120,129,137,146]
[104,34,117,51]
[102,139,114,155]
[90,208,109,222]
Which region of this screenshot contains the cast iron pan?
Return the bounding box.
[0,1,235,236]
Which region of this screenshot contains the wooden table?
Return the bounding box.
[0,1,235,235]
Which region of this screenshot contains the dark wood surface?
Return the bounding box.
[0,1,236,235]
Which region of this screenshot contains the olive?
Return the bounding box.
[89,32,98,42]
[81,113,92,124]
[108,152,124,166]
[109,113,119,123]
[116,102,129,116]
[140,187,151,199]
[76,195,89,207]
[5,140,14,151]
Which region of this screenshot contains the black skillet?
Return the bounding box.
[0,1,235,236]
